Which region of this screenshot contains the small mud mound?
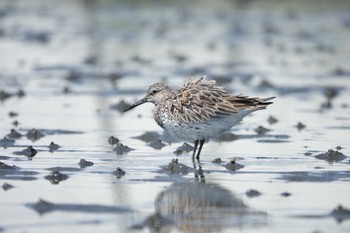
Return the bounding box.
[246,189,262,198]
[161,159,194,175]
[0,137,15,148]
[315,149,347,163]
[26,129,44,141]
[6,129,23,139]
[173,143,194,155]
[78,159,94,168]
[13,146,38,159]
[133,131,161,143]
[114,167,126,179]
[113,143,134,155]
[44,170,68,184]
[212,158,223,164]
[2,183,14,191]
[148,140,166,150]
[330,205,350,222]
[49,142,60,152]
[225,160,244,171]
[108,136,119,145]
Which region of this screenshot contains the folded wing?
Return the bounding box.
[169,76,274,124]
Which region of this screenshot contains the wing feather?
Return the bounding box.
[168,76,274,124]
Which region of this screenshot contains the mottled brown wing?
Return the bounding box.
[169,77,235,124]
[169,76,274,124]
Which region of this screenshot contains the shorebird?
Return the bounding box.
[124,76,274,160]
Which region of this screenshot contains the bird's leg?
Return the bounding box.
[192,140,199,159]
[195,139,205,160]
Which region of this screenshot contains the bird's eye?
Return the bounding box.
[152,90,157,94]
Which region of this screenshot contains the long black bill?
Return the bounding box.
[123,97,148,112]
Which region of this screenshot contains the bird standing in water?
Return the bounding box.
[124,76,274,160]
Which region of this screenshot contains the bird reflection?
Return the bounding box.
[192,158,205,182]
[135,182,266,233]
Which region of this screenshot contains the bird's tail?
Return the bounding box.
[261,96,275,102]
[254,96,275,111]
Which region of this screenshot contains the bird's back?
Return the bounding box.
[154,76,274,141]
[167,76,273,124]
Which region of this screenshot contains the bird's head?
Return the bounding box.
[123,83,172,112]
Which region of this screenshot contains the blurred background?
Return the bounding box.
[1,0,350,86]
[1,0,350,233]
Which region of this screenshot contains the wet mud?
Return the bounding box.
[27,199,132,215]
[132,131,161,143]
[279,171,350,182]
[1,0,350,233]
[294,205,350,223]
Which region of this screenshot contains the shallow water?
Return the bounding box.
[1,0,350,232]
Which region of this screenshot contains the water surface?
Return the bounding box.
[1,0,350,232]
